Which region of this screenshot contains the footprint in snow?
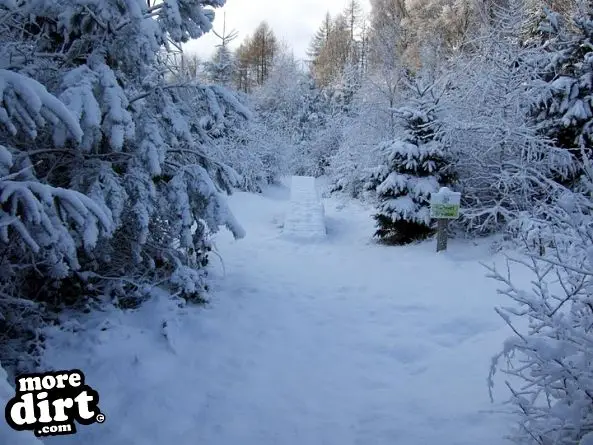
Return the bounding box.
[428,317,500,346]
[364,342,429,365]
[391,304,430,313]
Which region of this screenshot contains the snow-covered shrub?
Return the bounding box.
[232,52,318,182]
[301,68,367,178]
[295,115,343,177]
[212,128,267,192]
[327,80,385,197]
[486,169,593,444]
[250,52,342,178]
[328,141,383,199]
[213,111,289,192]
[439,1,571,236]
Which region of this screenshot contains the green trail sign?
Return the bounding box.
[430,188,461,220]
[430,203,460,219]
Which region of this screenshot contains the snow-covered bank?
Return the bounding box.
[36,184,527,445]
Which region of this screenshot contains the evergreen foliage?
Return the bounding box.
[0,0,247,372]
[530,7,593,188]
[372,84,455,245]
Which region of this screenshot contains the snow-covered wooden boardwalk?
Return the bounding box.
[283,176,326,241]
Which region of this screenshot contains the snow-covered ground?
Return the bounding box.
[34,179,528,445]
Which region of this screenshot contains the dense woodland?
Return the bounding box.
[1,0,593,443]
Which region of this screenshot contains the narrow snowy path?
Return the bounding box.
[282,176,326,240]
[42,181,518,445]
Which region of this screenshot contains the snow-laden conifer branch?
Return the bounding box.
[0,69,82,142]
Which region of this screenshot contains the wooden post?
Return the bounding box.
[436,218,449,252]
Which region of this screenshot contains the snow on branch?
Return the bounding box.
[0,146,114,256]
[157,0,224,42]
[0,69,83,143]
[486,182,593,445]
[169,164,245,241]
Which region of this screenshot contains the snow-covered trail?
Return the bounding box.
[41,181,518,445]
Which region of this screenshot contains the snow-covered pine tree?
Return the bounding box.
[331,59,361,115]
[203,12,237,87]
[372,81,454,245]
[204,44,235,86]
[530,6,593,189]
[0,0,248,373]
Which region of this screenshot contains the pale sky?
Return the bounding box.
[183,0,370,62]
